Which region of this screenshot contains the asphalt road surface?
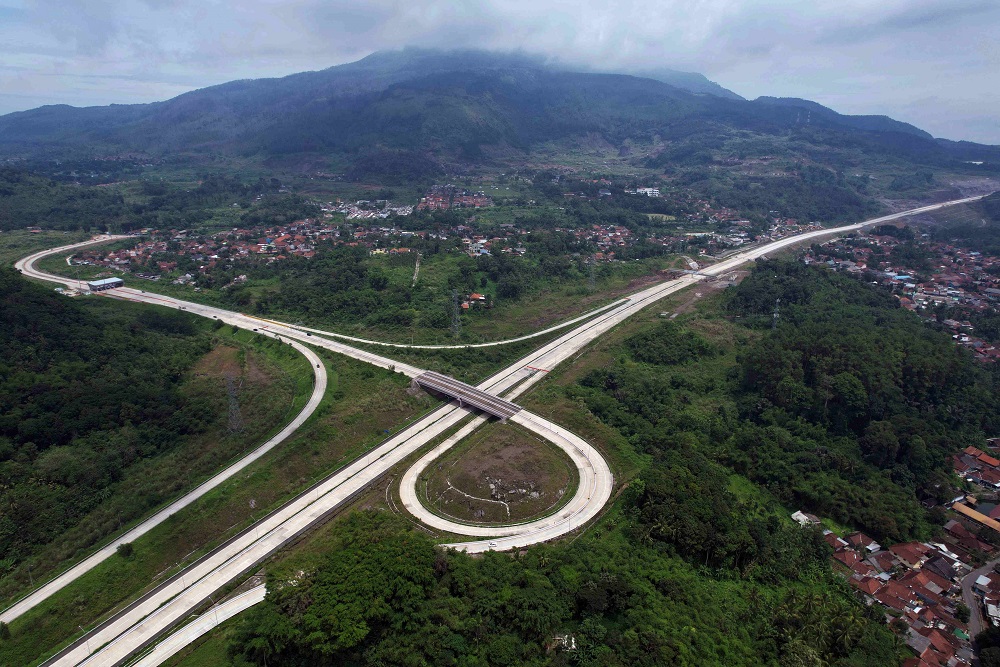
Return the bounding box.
[962,558,1000,639]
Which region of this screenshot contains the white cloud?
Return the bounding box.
[0,0,997,142]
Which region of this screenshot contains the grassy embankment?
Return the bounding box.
[0,229,91,267]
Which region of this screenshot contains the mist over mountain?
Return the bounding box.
[0,48,996,176]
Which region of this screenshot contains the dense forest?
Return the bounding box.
[0,169,129,232]
[0,267,214,568]
[575,260,1000,544]
[227,511,896,667]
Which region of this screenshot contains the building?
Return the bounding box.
[87,277,124,292]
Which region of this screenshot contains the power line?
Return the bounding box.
[451,289,462,339]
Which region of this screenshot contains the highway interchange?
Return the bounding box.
[7,194,988,666]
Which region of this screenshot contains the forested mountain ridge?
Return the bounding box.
[0,48,996,177]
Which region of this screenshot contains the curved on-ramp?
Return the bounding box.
[399,410,613,553]
[129,585,266,667]
[2,241,330,625]
[284,298,629,349]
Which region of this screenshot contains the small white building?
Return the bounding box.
[87,277,124,292]
[792,511,821,527]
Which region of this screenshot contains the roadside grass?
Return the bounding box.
[344,330,570,384]
[1,347,437,667]
[420,421,576,524]
[161,627,235,667]
[0,229,91,267]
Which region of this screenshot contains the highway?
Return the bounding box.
[15,237,622,667]
[11,193,987,666]
[129,586,266,667]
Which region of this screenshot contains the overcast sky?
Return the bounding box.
[1,0,998,144]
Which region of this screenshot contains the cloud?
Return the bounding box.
[0,0,997,143]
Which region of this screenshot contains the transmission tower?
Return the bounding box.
[772,298,781,330]
[226,375,245,433]
[451,289,462,339]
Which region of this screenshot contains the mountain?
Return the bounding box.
[0,48,997,176]
[752,96,932,138]
[632,67,744,100]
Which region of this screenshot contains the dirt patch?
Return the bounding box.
[423,423,575,524]
[192,345,242,377]
[669,271,745,316]
[243,351,272,385]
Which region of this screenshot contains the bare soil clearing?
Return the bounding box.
[422,423,575,524]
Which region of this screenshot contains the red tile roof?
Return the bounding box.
[890,543,929,568]
[833,550,860,568]
[846,532,877,549]
[980,452,1000,467]
[850,576,882,595]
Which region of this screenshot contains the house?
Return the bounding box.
[890,543,930,569]
[924,556,961,582]
[791,510,821,526]
[850,576,882,596]
[868,550,897,573]
[916,627,960,665]
[833,550,861,568]
[824,532,849,551]
[850,559,878,578]
[846,532,882,553]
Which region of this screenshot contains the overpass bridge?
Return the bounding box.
[414,371,521,421]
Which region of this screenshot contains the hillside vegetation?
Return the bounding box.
[0,268,297,595]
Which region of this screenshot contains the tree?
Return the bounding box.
[982,647,1000,667]
[956,602,971,623]
[116,542,134,559]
